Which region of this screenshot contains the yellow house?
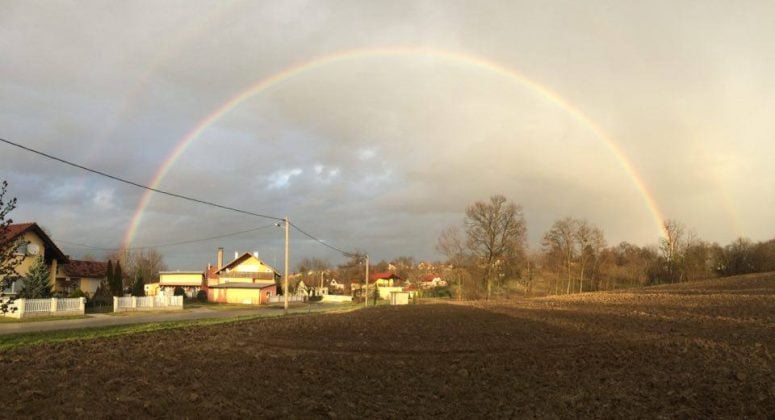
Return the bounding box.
[159,271,204,298]
[144,282,160,296]
[207,252,279,305]
[57,260,108,297]
[1,222,68,295]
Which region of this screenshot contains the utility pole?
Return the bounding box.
[283,216,289,315]
[364,254,369,308]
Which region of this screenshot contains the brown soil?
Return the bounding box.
[1,273,773,419]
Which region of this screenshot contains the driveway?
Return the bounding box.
[0,303,344,336]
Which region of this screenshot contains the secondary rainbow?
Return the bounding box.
[122,46,667,249]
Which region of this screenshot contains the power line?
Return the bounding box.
[2,136,357,258]
[55,223,279,251]
[289,221,351,256]
[0,137,282,221]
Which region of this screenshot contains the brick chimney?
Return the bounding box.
[217,247,224,270]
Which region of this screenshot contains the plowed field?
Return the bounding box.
[1,273,773,418]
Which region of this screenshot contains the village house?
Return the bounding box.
[206,248,279,305]
[57,259,108,297]
[351,272,403,299]
[1,222,68,295]
[158,271,205,298]
[419,273,447,289]
[328,278,346,293]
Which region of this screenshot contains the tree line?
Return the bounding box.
[436,195,775,299]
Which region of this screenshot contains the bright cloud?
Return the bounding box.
[92,189,116,211]
[267,168,303,189]
[357,148,377,161]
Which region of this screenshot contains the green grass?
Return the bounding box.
[0,315,88,323]
[0,305,359,352]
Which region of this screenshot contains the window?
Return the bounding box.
[14,242,27,256]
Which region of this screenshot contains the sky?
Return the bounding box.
[1,0,773,270]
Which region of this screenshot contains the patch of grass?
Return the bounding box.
[0,304,359,352]
[183,302,260,311]
[0,315,88,323]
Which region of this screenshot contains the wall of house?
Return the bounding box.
[378,286,404,299]
[79,278,101,296]
[232,258,275,274]
[374,278,394,287]
[159,272,203,286]
[207,286,276,305]
[9,231,62,292]
[13,231,47,278]
[144,282,160,296]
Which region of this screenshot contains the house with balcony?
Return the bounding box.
[206,248,280,305]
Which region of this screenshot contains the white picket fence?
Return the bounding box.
[113,295,183,312]
[1,297,85,319]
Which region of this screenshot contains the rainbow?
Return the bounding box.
[121,46,667,249]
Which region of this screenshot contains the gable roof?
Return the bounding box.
[368,272,401,283]
[217,252,279,275]
[420,274,441,282]
[63,260,108,278]
[1,222,68,262]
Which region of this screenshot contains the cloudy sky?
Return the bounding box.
[1,1,773,270]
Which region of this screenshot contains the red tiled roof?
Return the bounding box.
[0,222,35,243]
[0,222,68,262]
[421,274,440,282]
[368,272,401,283]
[63,260,108,278]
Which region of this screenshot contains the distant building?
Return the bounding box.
[159,271,205,298]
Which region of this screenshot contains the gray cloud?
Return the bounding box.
[1,1,773,269]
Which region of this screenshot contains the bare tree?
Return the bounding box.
[465,195,527,300]
[112,249,168,286]
[660,219,686,282]
[543,217,578,294]
[1,181,25,314]
[436,224,467,267]
[296,257,331,288]
[575,220,606,293]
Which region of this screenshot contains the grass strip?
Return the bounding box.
[0,315,88,324]
[0,305,358,352]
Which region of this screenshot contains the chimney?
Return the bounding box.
[253,251,259,259]
[217,247,224,270]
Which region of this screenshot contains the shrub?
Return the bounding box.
[68,289,86,299]
[196,290,207,303]
[173,286,185,296]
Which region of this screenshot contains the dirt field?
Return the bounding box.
[1,273,773,418]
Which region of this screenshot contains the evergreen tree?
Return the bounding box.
[111,261,124,296]
[19,256,51,299]
[105,259,114,294]
[131,274,145,296]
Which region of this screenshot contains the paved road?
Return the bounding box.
[0,304,343,336]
